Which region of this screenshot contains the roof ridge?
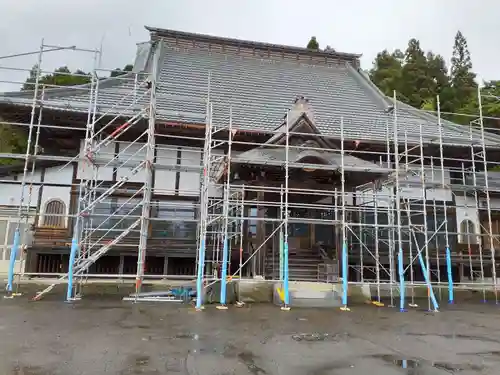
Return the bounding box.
[145,26,362,62]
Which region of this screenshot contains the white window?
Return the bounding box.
[42,199,66,228]
[459,219,477,244]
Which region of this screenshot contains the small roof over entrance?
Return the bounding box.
[232,97,390,188]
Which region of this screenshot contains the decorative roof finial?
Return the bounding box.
[288,96,314,125]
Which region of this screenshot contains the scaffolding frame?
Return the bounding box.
[0,39,499,311]
[192,90,500,311]
[0,40,206,299]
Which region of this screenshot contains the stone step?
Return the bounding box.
[267,259,322,271]
[265,246,325,281]
[268,271,319,282]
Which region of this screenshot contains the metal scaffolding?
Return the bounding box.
[192,89,500,311]
[0,37,500,312]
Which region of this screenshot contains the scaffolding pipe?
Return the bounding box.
[478,86,498,304]
[392,90,404,311]
[6,39,44,296]
[340,117,349,311]
[437,95,453,304]
[282,110,290,310]
[279,184,284,282]
[218,105,233,308]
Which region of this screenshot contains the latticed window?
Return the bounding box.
[42,199,66,228]
[459,219,477,244]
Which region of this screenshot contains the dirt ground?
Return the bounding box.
[1,295,500,374]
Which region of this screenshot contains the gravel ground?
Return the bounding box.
[1,296,500,374]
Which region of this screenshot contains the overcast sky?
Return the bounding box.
[0,0,498,91]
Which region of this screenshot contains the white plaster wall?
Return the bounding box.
[0,172,41,206]
[116,142,146,183]
[357,169,452,207]
[77,139,114,181]
[39,165,73,228]
[400,168,452,201]
[0,213,34,275]
[480,198,500,210]
[208,185,223,198]
[0,166,73,229]
[455,195,480,242]
[155,146,177,195]
[179,147,202,196]
[356,186,392,208]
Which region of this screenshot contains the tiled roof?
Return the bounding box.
[1,27,499,147]
[233,146,389,174]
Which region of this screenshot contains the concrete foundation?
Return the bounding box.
[2,277,500,307]
[272,281,343,307]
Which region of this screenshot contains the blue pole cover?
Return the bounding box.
[195,238,206,309]
[219,237,229,305]
[417,251,439,311]
[284,242,290,305]
[398,249,406,312]
[6,229,20,292]
[342,241,348,306]
[445,246,454,304]
[66,237,79,301]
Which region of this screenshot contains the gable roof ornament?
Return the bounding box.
[287,96,315,127]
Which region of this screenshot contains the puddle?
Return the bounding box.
[134,355,150,366]
[371,354,485,372]
[371,354,419,369]
[119,354,161,375]
[433,362,484,372]
[238,351,267,375]
[174,333,199,340]
[292,333,348,342]
[474,350,500,357]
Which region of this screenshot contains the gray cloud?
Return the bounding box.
[0,0,498,91]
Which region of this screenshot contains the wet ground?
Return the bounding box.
[1,298,500,374]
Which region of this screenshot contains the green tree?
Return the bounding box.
[22,65,91,91]
[401,38,434,109]
[450,31,477,112]
[0,123,28,165]
[463,80,500,129]
[369,49,405,100]
[424,52,453,112]
[2,65,92,165]
[110,64,133,78]
[307,36,319,50]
